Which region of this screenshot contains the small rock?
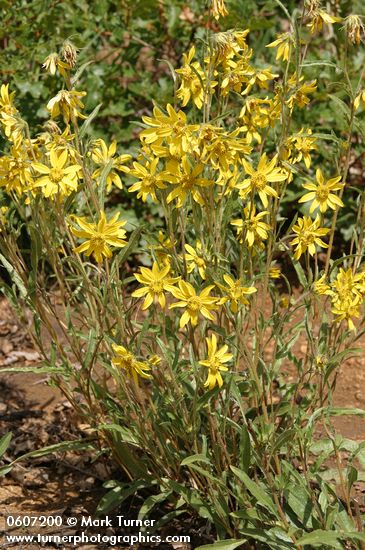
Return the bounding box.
[1,339,14,354]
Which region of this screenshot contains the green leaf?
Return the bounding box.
[167,480,215,523]
[158,58,177,86]
[187,464,228,489]
[0,366,64,374]
[302,61,340,70]
[293,261,307,288]
[110,225,142,278]
[96,480,150,515]
[79,103,102,138]
[286,485,314,528]
[346,533,365,542]
[181,454,211,466]
[98,424,139,446]
[0,432,12,459]
[14,439,95,460]
[235,528,293,549]
[347,465,357,491]
[138,491,172,521]
[0,465,13,477]
[152,509,186,531]
[308,407,365,429]
[29,222,42,274]
[71,60,94,85]
[295,529,344,548]
[271,429,296,456]
[195,540,247,550]
[0,253,27,298]
[329,95,351,121]
[230,466,278,518]
[239,426,251,473]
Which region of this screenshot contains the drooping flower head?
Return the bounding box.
[112,344,153,385]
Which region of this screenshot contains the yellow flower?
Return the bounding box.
[112,344,152,385]
[0,147,34,196]
[0,84,17,116]
[266,33,292,62]
[238,153,286,207]
[220,54,252,97]
[211,0,228,20]
[242,67,279,96]
[150,230,175,268]
[290,215,330,260]
[140,104,197,157]
[129,157,167,202]
[286,79,317,110]
[169,281,218,328]
[210,30,247,64]
[216,165,241,196]
[176,46,216,109]
[269,266,281,279]
[217,274,256,313]
[183,241,206,279]
[90,139,131,191]
[289,128,317,169]
[199,334,232,390]
[331,299,360,332]
[47,90,87,123]
[330,268,363,331]
[132,261,179,310]
[1,112,26,148]
[166,157,213,208]
[148,142,183,174]
[307,10,341,34]
[42,53,70,76]
[239,98,280,144]
[313,275,332,295]
[354,90,365,111]
[331,268,362,303]
[32,149,81,198]
[201,128,251,174]
[70,210,128,263]
[299,168,344,213]
[231,204,270,247]
[315,354,327,370]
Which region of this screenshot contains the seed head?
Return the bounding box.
[43,120,61,134]
[343,15,364,45]
[61,40,78,68]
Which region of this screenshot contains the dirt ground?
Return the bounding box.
[0,295,364,549]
